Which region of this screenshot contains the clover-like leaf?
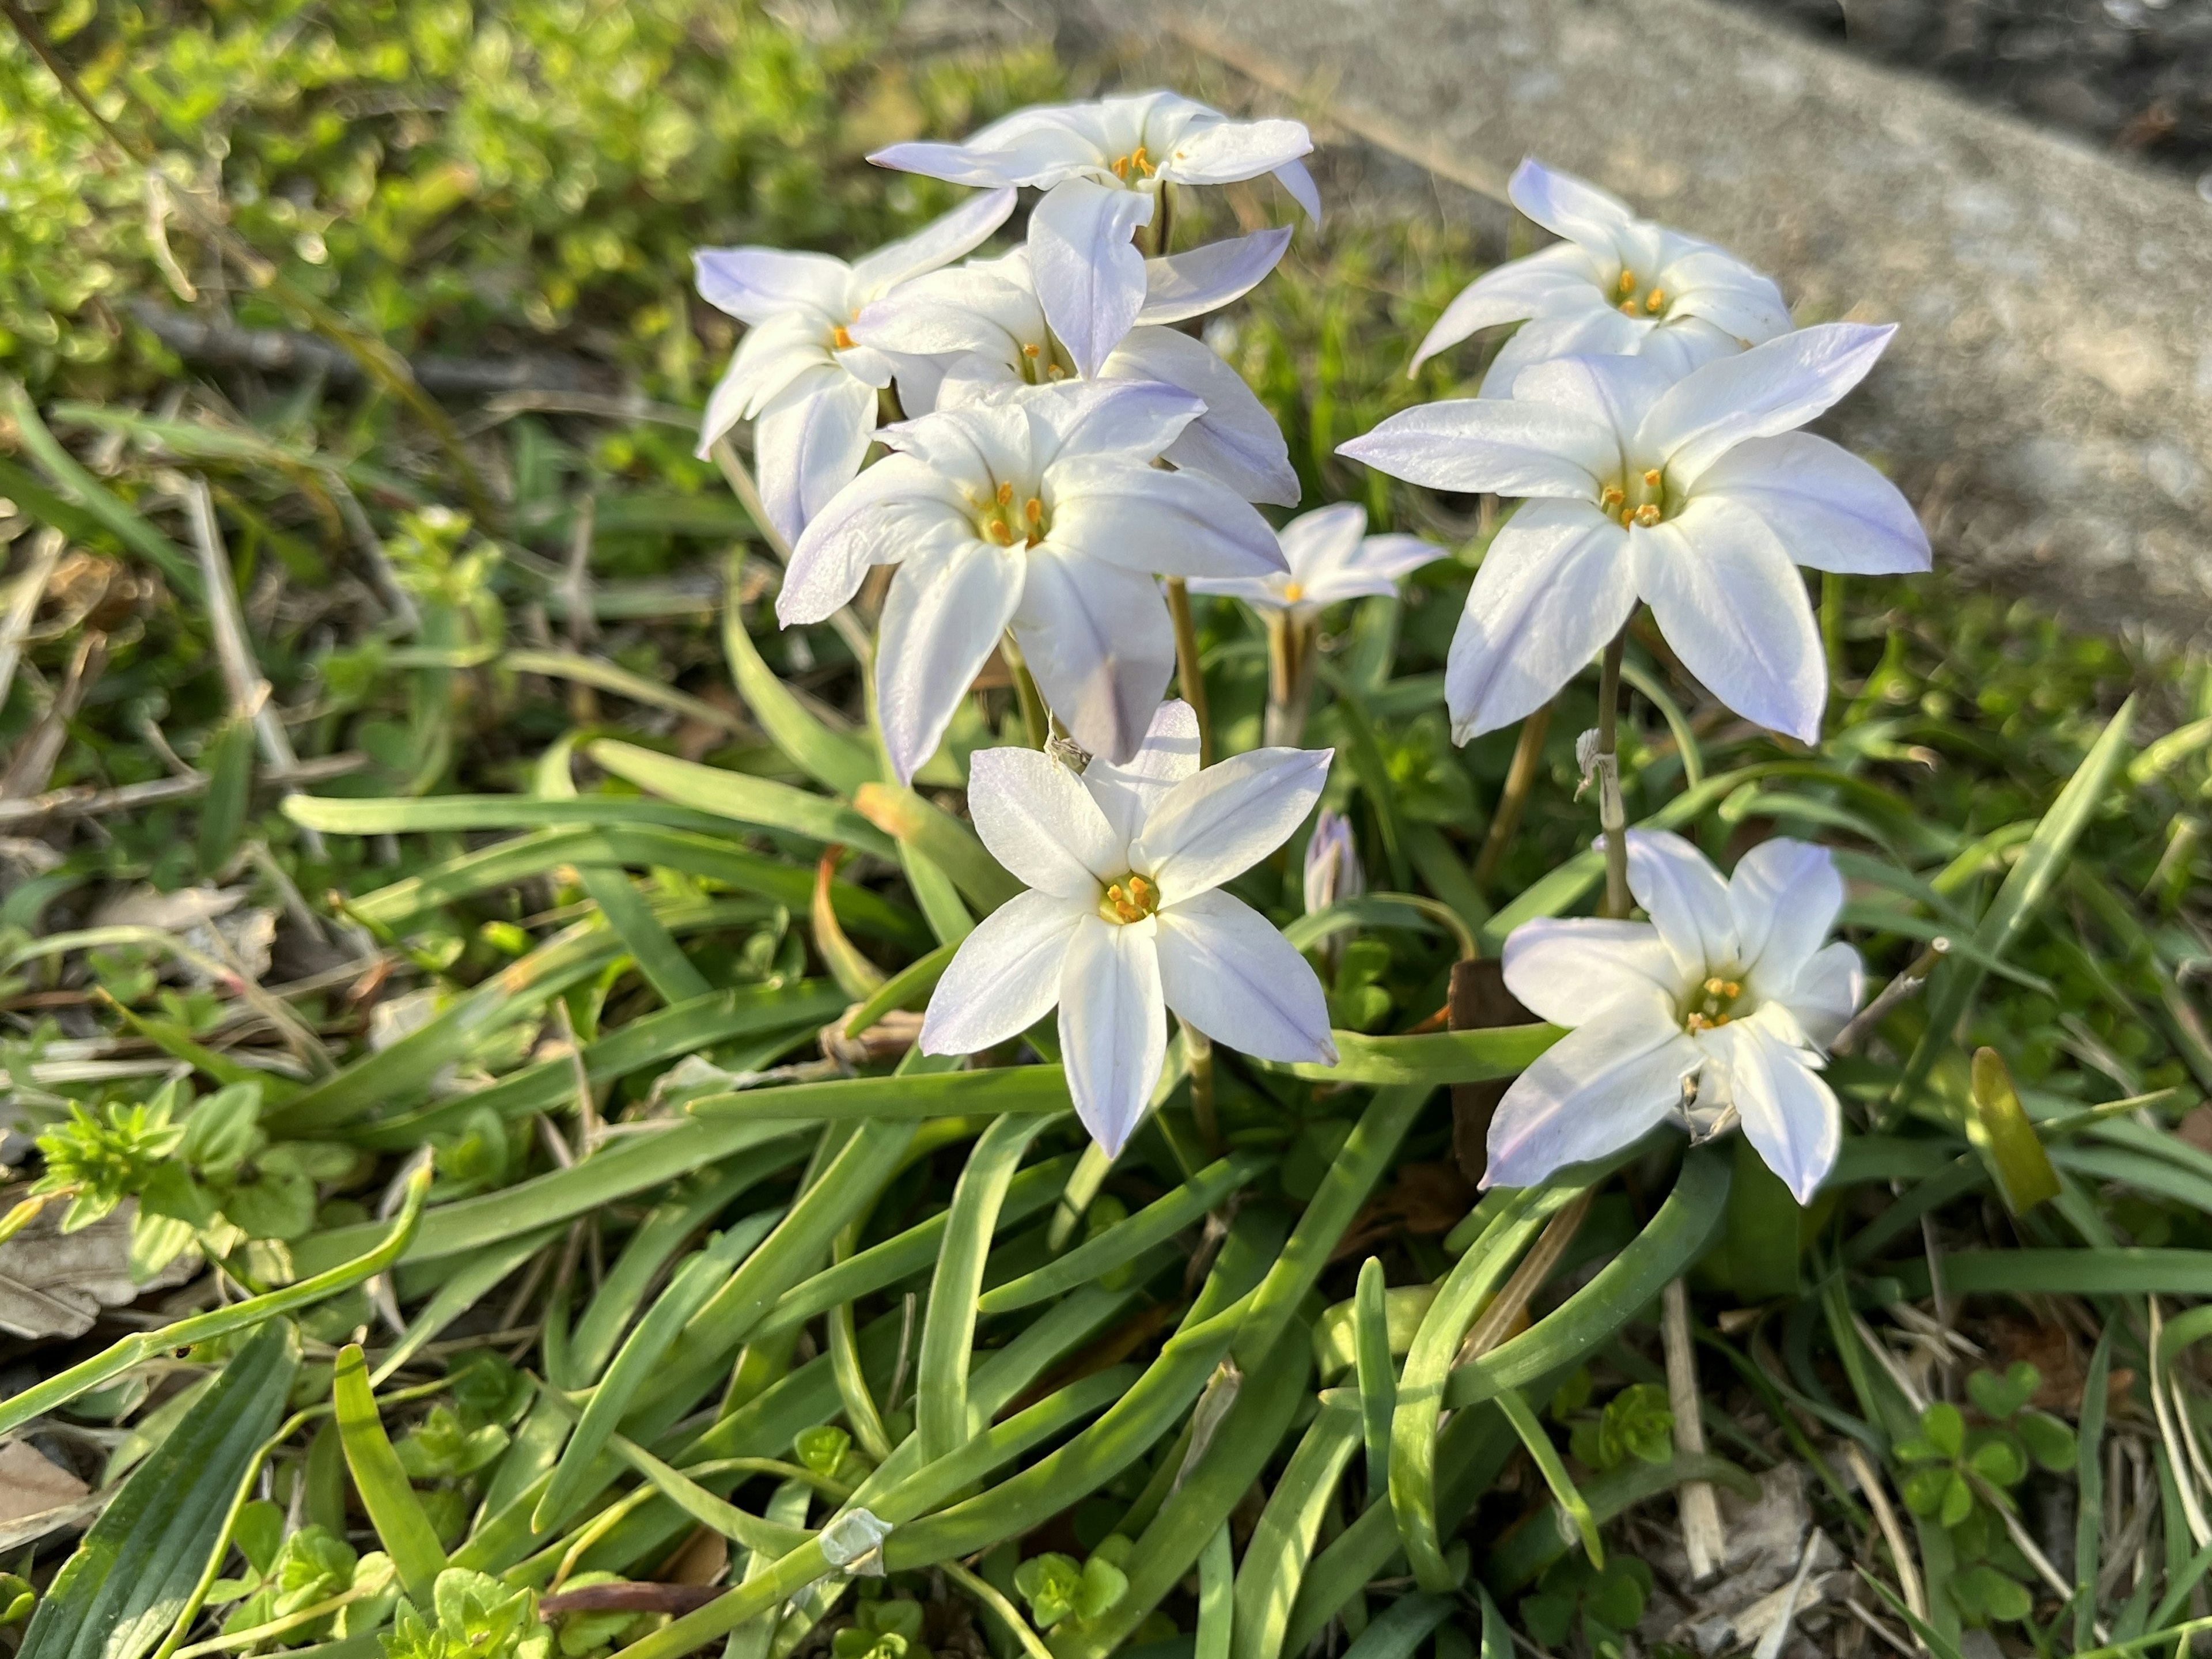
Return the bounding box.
[2016,1410,2077,1473]
[1013,1554,1085,1630]
[1919,1400,1965,1460]
[1950,1563,2033,1626]
[1939,1469,1975,1528]
[1598,1384,1675,1468]
[1966,1361,2039,1423]
[1967,1432,2026,1488]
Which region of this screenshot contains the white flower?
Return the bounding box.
[921,702,1338,1153]
[1411,159,1791,391]
[1488,830,1862,1202]
[692,188,1016,541]
[870,92,1317,385]
[1187,501,1440,619]
[1338,325,1931,745]
[778,380,1284,781]
[1303,805,1364,915]
[852,237,1298,505]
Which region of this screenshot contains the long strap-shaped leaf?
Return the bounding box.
[19,1321,297,1659]
[917,1112,1061,1461]
[589,739,897,858]
[1229,1401,1363,1659]
[332,1343,446,1603]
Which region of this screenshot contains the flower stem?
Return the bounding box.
[709,438,794,565]
[1473,699,1553,893]
[1166,577,1214,766]
[1596,630,1631,921]
[1263,612,1318,747]
[1003,635,1048,749]
[1181,1017,1221,1157]
[1154,181,1175,257]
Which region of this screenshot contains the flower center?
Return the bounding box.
[1017,340,1069,385]
[1108,145,1157,183]
[1614,268,1669,319]
[976,479,1049,549]
[1097,873,1160,925]
[1598,465,1671,529]
[1683,974,1747,1033]
[1281,581,1305,604]
[831,324,854,350]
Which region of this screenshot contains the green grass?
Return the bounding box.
[2,6,2210,1659]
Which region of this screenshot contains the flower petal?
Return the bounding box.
[1082,699,1202,844]
[1273,158,1323,224]
[866,139,1031,188]
[1024,377,1205,466]
[1484,998,1700,1190]
[1046,456,1285,578]
[1338,399,1616,498]
[1058,915,1167,1156]
[1717,1025,1841,1203]
[1638,322,1897,484]
[1658,248,1792,343]
[1444,499,1635,743]
[1161,115,1314,185]
[1138,226,1293,324]
[1506,354,1675,443]
[848,187,1019,299]
[1729,837,1844,991]
[1156,888,1336,1063]
[1691,432,1931,575]
[1502,917,1686,1028]
[851,255,1045,364]
[1029,177,1155,380]
[1299,533,1440,604]
[1624,829,1737,984]
[1634,503,1827,744]
[1506,157,1636,252]
[1102,326,1299,506]
[1131,745,1332,899]
[1478,305,1652,396]
[1409,243,1604,373]
[777,451,968,625]
[1786,941,1862,1050]
[875,537,1025,785]
[692,248,850,325]
[1012,549,1177,763]
[967,745,1126,896]
[753,371,881,546]
[919,888,1082,1055]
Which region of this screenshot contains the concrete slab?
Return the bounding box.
[1024,0,2212,638]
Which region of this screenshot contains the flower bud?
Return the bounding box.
[1304,807,1365,915]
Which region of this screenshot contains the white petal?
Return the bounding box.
[693,247,850,325]
[967,745,1126,897]
[697,316,832,456]
[1300,533,1440,604]
[1478,306,1650,396]
[1130,745,1332,899]
[1058,916,1167,1156]
[1729,838,1844,991]
[1623,829,1737,984]
[1276,502,1367,585]
[1180,573,1285,608]
[1155,888,1335,1063]
[875,537,1025,785]
[1507,354,1674,443]
[1507,157,1636,252]
[1444,501,1635,743]
[1484,999,1700,1190]
[1044,457,1285,578]
[919,889,1082,1055]
[1659,249,1792,343]
[1102,327,1299,506]
[1638,322,1897,484]
[777,451,968,625]
[1634,505,1827,744]
[1160,116,1314,185]
[1081,699,1202,844]
[1273,158,1323,224]
[1138,226,1293,324]
[753,372,880,545]
[1012,550,1177,763]
[849,188,1019,299]
[1633,317,1748,381]
[1502,917,1686,1028]
[1337,399,1615,498]
[1717,1025,1841,1203]
[1409,244,1607,373]
[1029,178,1154,380]
[1691,433,1931,575]
[866,140,1030,188]
[1025,377,1205,465]
[851,257,1044,365]
[1785,940,1862,1050]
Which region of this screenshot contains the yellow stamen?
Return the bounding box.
[1098,872,1161,925]
[997,480,1015,507]
[985,520,1014,546]
[1631,504,1661,528]
[1046,364,1065,380]
[1112,156,1130,180]
[1132,145,1154,177]
[1024,497,1043,525]
[832,324,854,350]
[1620,507,1634,526]
[1620,300,1639,317]
[1642,468,1662,488]
[1600,484,1624,509]
[1021,342,1040,358]
[1704,977,1728,996]
[1645,289,1666,314]
[1282,581,1305,603]
[1618,271,1636,296]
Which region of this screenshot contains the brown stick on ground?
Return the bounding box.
[538,1585,728,1618]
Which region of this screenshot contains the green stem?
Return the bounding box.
[1596,631,1630,920]
[1167,578,1214,767]
[1474,700,1552,893]
[1003,632,1048,749]
[1183,1018,1220,1157]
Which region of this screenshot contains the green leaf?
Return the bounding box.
[1938,1471,1974,1529]
[234,1498,286,1576]
[1922,1402,1965,1459]
[1597,1384,1674,1469]
[18,1320,298,1659]
[587,739,897,858]
[1257,1023,1560,1086]
[196,717,257,873]
[1013,1555,1084,1630]
[1965,1050,2059,1216]
[721,571,878,796]
[1967,1434,2025,1487]
[1902,1468,1952,1518]
[332,1344,448,1603]
[179,1084,265,1175]
[2016,1411,2077,1473]
[851,782,1020,914]
[1949,1564,2032,1626]
[1965,1362,2039,1423]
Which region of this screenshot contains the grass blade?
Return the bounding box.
[332,1342,447,1602]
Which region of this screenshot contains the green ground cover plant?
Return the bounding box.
[1,6,2210,1659]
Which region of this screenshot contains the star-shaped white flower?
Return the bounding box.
[692,188,1016,541]
[1489,830,1863,1202]
[779,380,1284,781]
[1338,325,1931,745]
[1411,160,1791,393]
[852,237,1298,506]
[1187,501,1440,618]
[922,702,1338,1154]
[870,91,1317,385]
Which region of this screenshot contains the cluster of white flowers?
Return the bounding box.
[695,98,1907,1195]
